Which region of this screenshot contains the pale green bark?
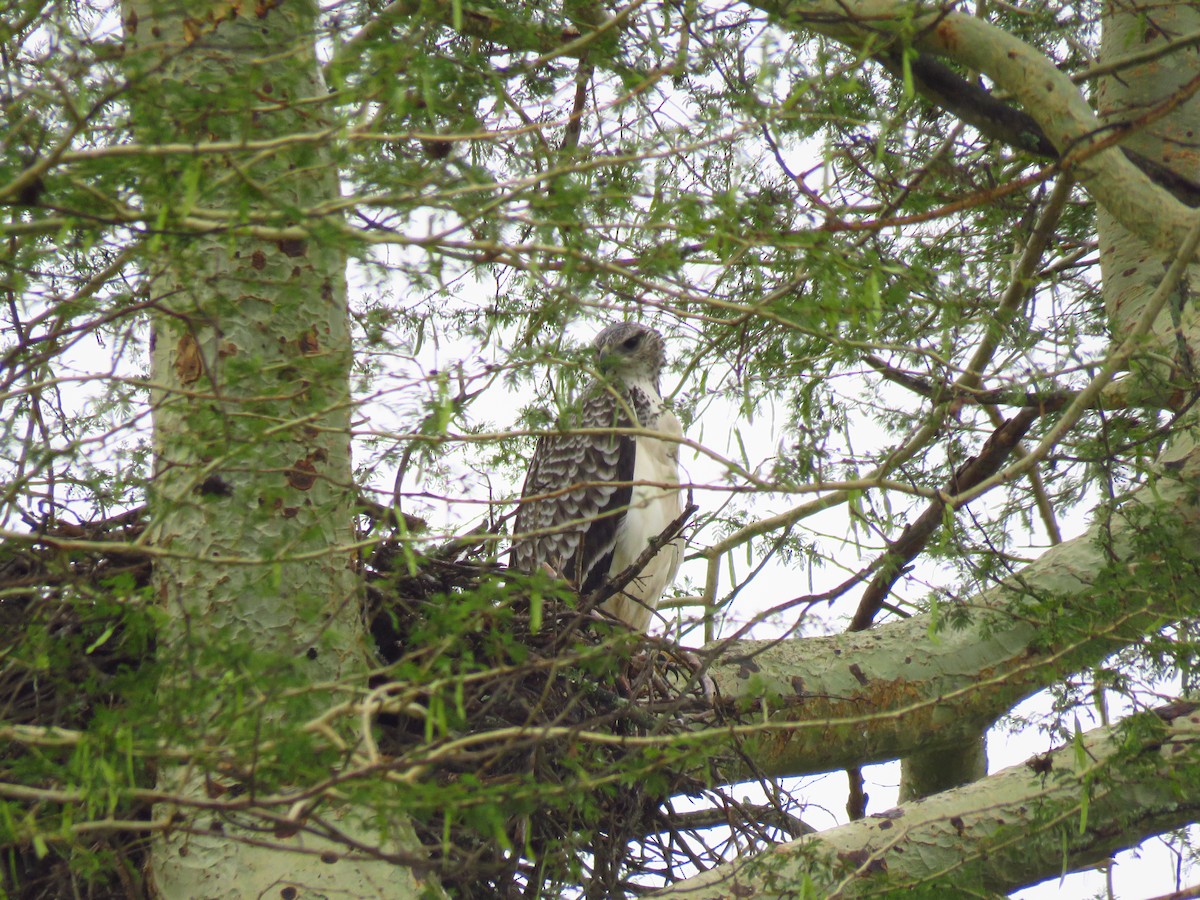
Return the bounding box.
[698,453,1200,780]
[897,737,986,803]
[122,2,427,896]
[658,706,1200,898]
[672,2,1200,892]
[1096,2,1200,401]
[748,0,1197,255]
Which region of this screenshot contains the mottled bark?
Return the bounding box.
[698,448,1200,780]
[659,705,1200,898]
[121,2,426,896]
[1096,2,1200,404]
[679,1,1200,891]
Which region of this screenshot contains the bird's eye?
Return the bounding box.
[622,334,642,350]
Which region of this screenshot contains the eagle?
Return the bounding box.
[511,323,684,632]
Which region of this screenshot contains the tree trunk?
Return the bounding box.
[897,736,986,802]
[1096,0,1200,402]
[120,2,426,895]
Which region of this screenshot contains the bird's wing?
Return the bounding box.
[511,388,635,591]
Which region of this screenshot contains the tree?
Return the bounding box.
[3,0,1200,897]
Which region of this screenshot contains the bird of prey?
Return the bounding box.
[511,323,684,632]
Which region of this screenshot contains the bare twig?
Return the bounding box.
[849,406,1040,631]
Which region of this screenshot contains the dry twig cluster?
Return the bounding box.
[0,511,783,898]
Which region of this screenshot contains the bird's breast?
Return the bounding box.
[601,411,684,631]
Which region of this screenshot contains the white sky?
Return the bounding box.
[3,3,1194,895]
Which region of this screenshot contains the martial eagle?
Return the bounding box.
[511,323,684,632]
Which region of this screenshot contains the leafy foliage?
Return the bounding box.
[4,0,1200,896]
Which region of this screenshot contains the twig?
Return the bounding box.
[585,495,698,613]
[849,406,1040,631]
[983,403,1061,544]
[954,207,1200,507]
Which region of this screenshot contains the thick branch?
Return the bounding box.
[696,454,1200,781]
[876,51,1200,207]
[876,50,1058,158]
[751,0,1199,253]
[331,0,635,72]
[658,704,1200,898]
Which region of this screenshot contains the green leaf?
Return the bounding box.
[1078,780,1090,835]
[179,159,203,217]
[529,588,543,634]
[1072,715,1087,768]
[1073,717,1089,834]
[901,47,916,100]
[85,624,116,655]
[864,269,881,324]
[734,427,751,469]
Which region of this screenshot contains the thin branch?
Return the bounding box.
[953,207,1200,507]
[848,405,1040,631]
[962,176,1075,391]
[752,0,1198,254]
[848,177,1072,627]
[656,801,815,839]
[875,42,1200,207]
[585,497,699,613]
[1146,883,1200,900]
[983,403,1061,544]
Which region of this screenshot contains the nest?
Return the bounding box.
[0,509,752,899]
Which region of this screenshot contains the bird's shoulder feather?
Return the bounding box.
[511,385,636,587]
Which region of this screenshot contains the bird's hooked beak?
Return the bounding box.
[596,348,622,375]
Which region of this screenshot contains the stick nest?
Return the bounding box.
[0,510,760,899]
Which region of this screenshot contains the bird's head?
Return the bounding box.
[592,322,667,386]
